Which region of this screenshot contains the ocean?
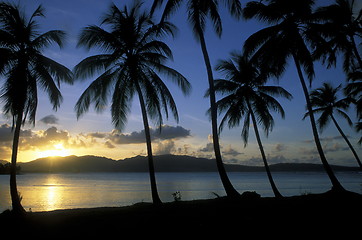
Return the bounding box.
[0,171,361,212]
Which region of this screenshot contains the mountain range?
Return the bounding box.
[4,154,358,173]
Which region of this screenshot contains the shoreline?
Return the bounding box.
[1,190,361,237]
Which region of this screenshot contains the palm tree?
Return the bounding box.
[74,2,191,204]
[304,82,362,170]
[151,0,242,198]
[242,0,345,191]
[0,3,73,214]
[312,0,362,73]
[208,52,292,198]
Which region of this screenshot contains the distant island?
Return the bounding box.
[2,154,358,173]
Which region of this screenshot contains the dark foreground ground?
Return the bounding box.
[1,190,361,238]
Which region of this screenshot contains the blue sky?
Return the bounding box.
[0,0,361,166]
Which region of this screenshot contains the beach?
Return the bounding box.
[1,190,361,238]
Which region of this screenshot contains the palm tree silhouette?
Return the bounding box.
[242,0,345,191]
[0,3,73,214]
[305,82,362,170]
[151,0,242,198]
[208,52,292,198]
[313,0,362,72]
[74,2,191,204]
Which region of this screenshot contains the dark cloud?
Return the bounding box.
[109,129,146,144]
[0,124,13,142]
[88,125,191,145]
[39,115,59,125]
[154,125,191,140]
[0,124,32,143]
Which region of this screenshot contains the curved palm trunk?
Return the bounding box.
[136,83,162,204]
[197,27,239,198]
[331,115,362,170]
[247,102,283,198]
[292,54,345,192]
[10,113,26,214]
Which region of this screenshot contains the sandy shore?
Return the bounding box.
[1,190,361,238]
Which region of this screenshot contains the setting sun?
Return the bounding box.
[37,143,71,159]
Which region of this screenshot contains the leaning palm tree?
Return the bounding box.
[151,0,242,198]
[243,0,345,191]
[74,2,191,204]
[208,52,292,198]
[305,82,362,170]
[0,3,73,214]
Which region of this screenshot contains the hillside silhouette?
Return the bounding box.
[16,154,359,173]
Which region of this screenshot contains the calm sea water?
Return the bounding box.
[0,171,361,212]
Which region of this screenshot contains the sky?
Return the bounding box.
[0,0,361,166]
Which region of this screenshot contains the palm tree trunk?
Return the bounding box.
[136,83,162,204]
[197,27,239,198]
[292,54,345,192]
[247,101,283,198]
[10,113,26,214]
[331,115,362,170]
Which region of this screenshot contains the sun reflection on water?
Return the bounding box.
[41,175,65,211]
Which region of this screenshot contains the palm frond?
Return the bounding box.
[111,74,134,131]
[32,30,66,50]
[336,109,353,126]
[77,25,118,51]
[75,68,119,118]
[34,54,73,86]
[73,54,117,80]
[241,111,251,146]
[32,63,63,111]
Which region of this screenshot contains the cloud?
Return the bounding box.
[20,127,71,151]
[199,143,214,152]
[0,124,32,143]
[274,143,287,152]
[89,125,191,145]
[39,115,59,125]
[222,146,242,157]
[155,125,191,140]
[303,135,346,144]
[104,141,115,149]
[177,144,191,155]
[300,143,349,155]
[154,140,175,155]
[0,124,14,142]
